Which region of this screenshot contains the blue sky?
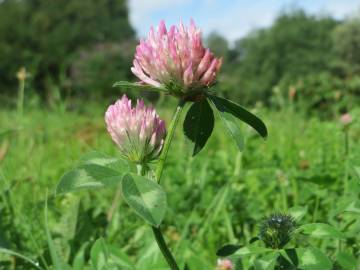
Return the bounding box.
[128,0,360,43]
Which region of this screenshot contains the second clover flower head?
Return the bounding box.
[105,95,166,164]
[340,113,352,126]
[217,259,234,270]
[131,19,223,99]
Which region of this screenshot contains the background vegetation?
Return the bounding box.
[0,0,359,269]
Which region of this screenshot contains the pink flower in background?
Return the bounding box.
[217,259,234,270]
[105,95,166,163]
[131,19,222,96]
[340,113,352,126]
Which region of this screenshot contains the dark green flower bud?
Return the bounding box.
[259,213,296,249]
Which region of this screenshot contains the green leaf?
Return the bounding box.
[296,174,337,186]
[353,166,360,181]
[186,255,212,270]
[276,254,296,270]
[113,81,167,93]
[79,151,130,174]
[183,99,215,156]
[56,164,123,195]
[336,251,358,270]
[0,248,43,270]
[107,245,136,270]
[296,223,345,239]
[296,247,332,270]
[135,239,168,269]
[216,244,242,257]
[0,129,17,139]
[281,249,299,267]
[90,238,110,270]
[249,237,260,244]
[209,94,268,138]
[121,173,167,227]
[254,252,279,270]
[56,195,79,262]
[79,151,114,165]
[45,196,68,270]
[80,150,127,167]
[90,238,135,270]
[72,243,88,270]
[344,201,360,214]
[233,245,273,258]
[210,100,245,151]
[288,206,308,221]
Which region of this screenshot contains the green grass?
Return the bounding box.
[0,100,359,269]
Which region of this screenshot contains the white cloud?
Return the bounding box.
[199,1,281,43]
[201,0,360,43]
[129,0,189,14]
[322,0,360,18]
[129,0,360,43]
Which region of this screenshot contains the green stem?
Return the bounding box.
[152,227,180,270]
[280,180,288,211]
[155,99,186,183]
[343,129,349,194]
[312,195,320,223]
[233,152,242,177]
[344,129,349,157]
[136,164,179,270]
[17,78,25,117]
[137,163,181,270]
[148,100,186,270]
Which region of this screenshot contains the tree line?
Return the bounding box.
[0,1,359,112]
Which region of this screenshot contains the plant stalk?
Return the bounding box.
[137,162,181,270]
[344,128,349,157]
[312,195,320,223]
[152,226,180,270]
[343,128,349,194]
[151,99,186,270]
[155,99,186,184]
[17,68,26,117]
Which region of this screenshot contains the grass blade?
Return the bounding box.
[0,248,43,270]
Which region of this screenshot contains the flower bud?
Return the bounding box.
[105,95,166,164]
[259,213,296,249]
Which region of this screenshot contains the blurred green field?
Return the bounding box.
[1,0,360,269]
[0,100,359,269]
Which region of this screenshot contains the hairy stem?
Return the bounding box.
[135,100,185,270]
[343,129,350,194]
[17,75,25,117]
[152,226,180,270]
[155,99,186,184]
[344,129,349,157]
[107,188,122,222]
[136,163,181,270]
[151,99,186,270]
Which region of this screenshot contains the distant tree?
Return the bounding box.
[222,9,338,104]
[333,15,360,74]
[205,32,236,96]
[0,1,29,95]
[0,0,135,101]
[206,32,229,61]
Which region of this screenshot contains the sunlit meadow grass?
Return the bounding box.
[0,101,359,269]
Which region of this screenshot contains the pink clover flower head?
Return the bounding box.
[105,95,166,163]
[217,259,234,270]
[131,19,222,98]
[340,113,352,126]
